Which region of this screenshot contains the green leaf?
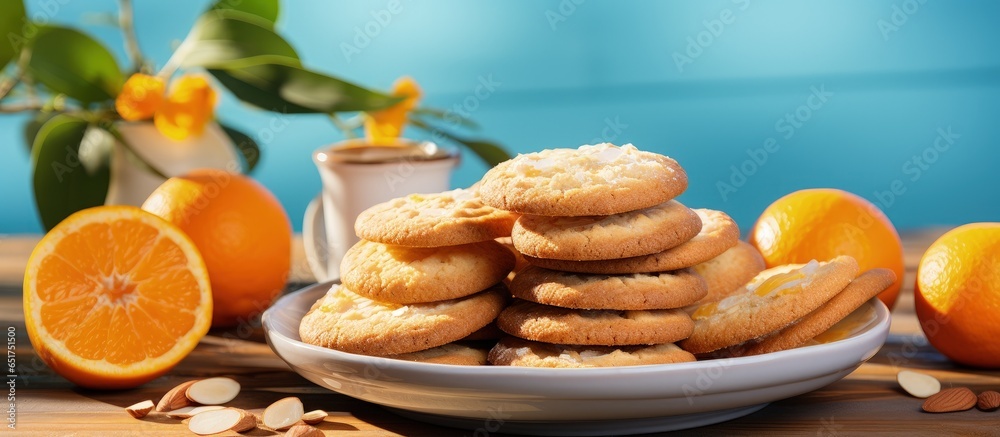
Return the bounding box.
[180,13,300,69]
[209,63,403,114]
[208,0,279,27]
[0,0,26,69]
[219,123,260,173]
[31,114,110,231]
[454,139,510,167]
[28,26,123,104]
[412,107,480,130]
[410,118,511,167]
[22,111,59,155]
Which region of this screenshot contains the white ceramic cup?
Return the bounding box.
[312,139,458,279]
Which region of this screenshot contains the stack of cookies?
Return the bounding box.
[478,143,742,368]
[299,189,518,364]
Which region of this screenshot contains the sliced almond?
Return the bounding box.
[922,387,977,413]
[978,391,1000,411]
[301,409,328,425]
[185,377,241,405]
[156,380,198,412]
[263,397,305,431]
[897,370,941,398]
[125,400,154,419]
[285,424,325,437]
[188,407,257,435]
[165,405,226,419]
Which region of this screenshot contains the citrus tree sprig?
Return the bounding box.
[0,0,509,231]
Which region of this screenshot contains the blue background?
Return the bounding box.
[2,0,998,233]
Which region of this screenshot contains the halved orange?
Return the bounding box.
[23,206,212,389]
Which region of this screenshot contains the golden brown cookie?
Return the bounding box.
[689,241,767,306]
[510,265,707,310]
[299,284,506,356]
[479,143,688,216]
[525,209,739,274]
[706,268,896,358]
[340,239,514,304]
[512,200,702,261]
[487,336,695,368]
[678,256,859,354]
[386,343,488,365]
[355,189,518,247]
[497,300,694,346]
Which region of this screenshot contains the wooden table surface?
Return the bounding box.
[2,230,998,436]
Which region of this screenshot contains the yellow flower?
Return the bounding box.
[154,75,218,141]
[115,73,165,121]
[364,76,422,144]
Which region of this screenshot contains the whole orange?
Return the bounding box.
[142,169,291,327]
[748,188,904,308]
[915,223,1000,368]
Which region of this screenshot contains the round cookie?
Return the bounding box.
[488,336,695,368]
[386,343,488,365]
[707,268,896,358]
[512,200,702,261]
[678,256,859,355]
[525,209,739,274]
[510,265,707,310]
[688,241,767,306]
[479,143,688,216]
[355,189,518,247]
[497,300,694,346]
[341,239,514,304]
[299,284,506,356]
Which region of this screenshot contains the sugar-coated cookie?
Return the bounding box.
[525,209,739,274]
[479,143,688,216]
[340,239,514,304]
[688,241,767,306]
[488,336,695,368]
[497,300,694,346]
[299,284,506,356]
[386,343,488,365]
[512,200,702,261]
[355,189,518,247]
[678,256,859,354]
[706,268,896,358]
[510,265,707,310]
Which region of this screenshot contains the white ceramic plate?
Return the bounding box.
[263,281,890,435]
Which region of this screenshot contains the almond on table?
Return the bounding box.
[922,387,978,413]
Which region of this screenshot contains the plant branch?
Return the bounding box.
[0,49,32,102]
[118,0,145,72]
[0,101,47,113]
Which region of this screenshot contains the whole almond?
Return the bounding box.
[285,424,324,437]
[922,387,977,413]
[978,391,1000,411]
[301,409,328,425]
[156,380,198,412]
[125,400,154,419]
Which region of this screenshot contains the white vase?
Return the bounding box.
[105,121,241,206]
